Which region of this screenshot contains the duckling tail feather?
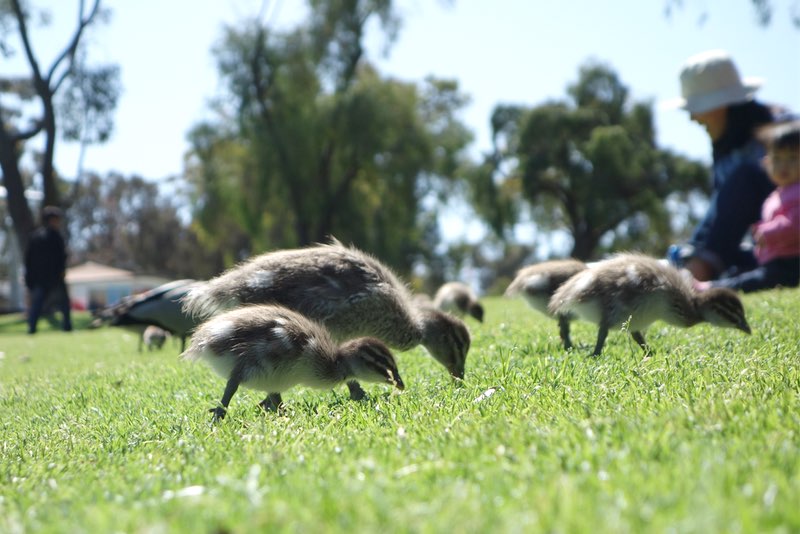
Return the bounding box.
[181,282,226,319]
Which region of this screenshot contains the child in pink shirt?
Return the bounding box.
[696,120,799,292]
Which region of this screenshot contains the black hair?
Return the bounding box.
[713,100,774,159]
[771,126,800,152]
[41,205,63,223]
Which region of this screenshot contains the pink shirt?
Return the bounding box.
[753,182,800,264]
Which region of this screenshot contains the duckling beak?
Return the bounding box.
[737,320,752,335]
[393,376,405,391]
[450,368,465,381]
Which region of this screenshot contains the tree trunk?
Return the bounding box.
[0,126,35,253]
[41,96,60,207]
[570,230,598,261]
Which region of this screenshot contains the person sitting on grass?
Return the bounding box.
[695,120,800,293]
[665,49,778,281]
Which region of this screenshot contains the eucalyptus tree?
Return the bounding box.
[0,0,119,252]
[67,172,226,280]
[185,0,472,274]
[469,61,709,261]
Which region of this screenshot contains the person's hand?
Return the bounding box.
[685,257,716,281]
[693,279,712,292]
[752,228,765,247]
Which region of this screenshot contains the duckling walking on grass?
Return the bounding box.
[181,304,404,421]
[182,240,470,399]
[548,253,751,356]
[140,325,169,352]
[433,282,484,322]
[505,259,588,349]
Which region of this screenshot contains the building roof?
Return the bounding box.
[66,261,135,284]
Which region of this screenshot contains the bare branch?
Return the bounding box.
[14,121,44,141]
[47,0,101,89]
[10,0,46,89]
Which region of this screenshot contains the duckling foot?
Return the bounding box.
[347,381,367,401]
[631,331,650,355]
[558,316,573,350]
[591,325,609,357]
[259,393,283,412]
[209,406,227,422]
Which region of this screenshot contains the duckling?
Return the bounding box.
[91,279,201,352]
[433,282,484,322]
[182,304,404,421]
[505,259,588,349]
[182,240,471,399]
[548,253,751,356]
[140,325,169,352]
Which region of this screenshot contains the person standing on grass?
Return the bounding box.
[665,49,781,282]
[695,120,800,293]
[24,205,73,334]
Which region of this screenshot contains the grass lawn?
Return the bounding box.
[1,289,798,533]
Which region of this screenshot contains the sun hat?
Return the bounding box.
[663,49,763,114]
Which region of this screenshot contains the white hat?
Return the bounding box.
[663,49,763,114]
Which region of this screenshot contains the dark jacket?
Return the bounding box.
[688,101,776,272]
[24,226,68,290]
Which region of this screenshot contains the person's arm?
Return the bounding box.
[691,162,773,275]
[753,204,800,250]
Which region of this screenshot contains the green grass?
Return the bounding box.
[1,290,799,533]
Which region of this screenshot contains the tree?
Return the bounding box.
[67,172,225,279]
[664,0,800,27]
[0,0,120,253]
[186,1,472,274]
[469,61,709,261]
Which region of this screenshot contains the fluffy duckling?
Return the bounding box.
[505,259,588,349]
[140,325,169,352]
[182,240,471,399]
[182,304,404,421]
[548,253,751,356]
[433,282,484,322]
[91,279,201,352]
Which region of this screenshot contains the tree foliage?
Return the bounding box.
[0,0,120,253]
[67,172,225,279]
[664,0,800,27]
[185,0,472,274]
[469,61,710,261]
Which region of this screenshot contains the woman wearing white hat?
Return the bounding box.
[666,49,777,282]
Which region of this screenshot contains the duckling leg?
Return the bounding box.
[558,316,572,350]
[631,331,651,355]
[347,380,367,401]
[210,376,240,421]
[592,324,609,356]
[259,393,283,412]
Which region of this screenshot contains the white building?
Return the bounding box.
[65,261,169,310]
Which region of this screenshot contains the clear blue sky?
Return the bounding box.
[9,1,800,193]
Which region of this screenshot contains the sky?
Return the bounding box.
[6,0,800,236]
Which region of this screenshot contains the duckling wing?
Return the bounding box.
[548,268,603,315]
